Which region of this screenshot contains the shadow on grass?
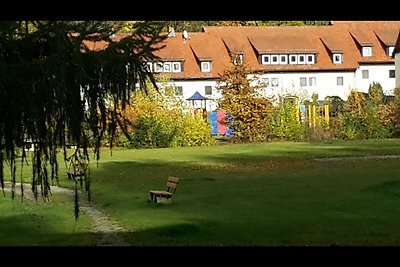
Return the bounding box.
[0,213,222,246]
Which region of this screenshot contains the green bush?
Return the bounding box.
[270,102,306,141]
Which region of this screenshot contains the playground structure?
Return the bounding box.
[207,96,336,137]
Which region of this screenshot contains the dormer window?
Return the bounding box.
[387,46,395,57]
[280,55,288,64]
[261,55,270,65]
[163,62,172,72]
[172,62,182,72]
[298,54,306,64]
[146,62,153,72]
[306,54,315,64]
[154,62,163,73]
[362,46,372,57]
[289,54,297,64]
[271,55,279,65]
[201,61,211,72]
[333,53,342,64]
[233,54,243,65]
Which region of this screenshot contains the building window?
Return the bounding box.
[289,54,297,64]
[261,78,269,87]
[389,70,395,78]
[388,46,395,57]
[146,62,153,72]
[271,55,279,65]
[298,54,306,64]
[271,78,279,87]
[300,77,307,87]
[280,55,288,64]
[174,86,183,96]
[337,77,344,86]
[201,61,211,72]
[306,54,315,64]
[333,53,342,64]
[163,62,172,72]
[362,69,369,79]
[172,62,181,72]
[205,86,212,95]
[362,46,372,57]
[233,54,243,65]
[309,77,316,86]
[154,62,163,73]
[261,55,271,65]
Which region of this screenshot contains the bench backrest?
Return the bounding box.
[166,176,179,193]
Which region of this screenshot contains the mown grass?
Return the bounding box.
[0,191,98,246]
[3,138,400,246]
[88,139,400,246]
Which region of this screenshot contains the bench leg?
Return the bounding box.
[150,192,156,202]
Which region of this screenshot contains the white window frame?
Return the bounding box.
[261,78,270,87]
[300,77,307,87]
[146,62,153,72]
[298,54,306,64]
[154,62,163,73]
[204,86,212,95]
[337,76,344,86]
[306,54,315,64]
[309,77,316,86]
[362,69,369,79]
[289,54,297,64]
[271,78,279,87]
[280,55,288,65]
[388,46,395,57]
[362,46,372,57]
[333,53,342,64]
[163,62,172,72]
[172,62,181,72]
[234,54,243,65]
[201,61,211,72]
[261,55,271,65]
[174,86,183,96]
[271,55,279,65]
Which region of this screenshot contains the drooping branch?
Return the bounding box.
[0,21,167,219]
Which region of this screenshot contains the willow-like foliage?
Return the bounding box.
[0,21,166,219]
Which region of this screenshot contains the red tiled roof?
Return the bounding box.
[220,35,245,54]
[374,29,399,46]
[152,32,232,79]
[248,35,317,54]
[83,21,400,80]
[320,36,343,53]
[82,39,109,51]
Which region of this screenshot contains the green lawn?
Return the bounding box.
[2,139,400,245]
[0,191,98,246]
[88,139,400,246]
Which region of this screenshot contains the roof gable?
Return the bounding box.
[248,35,317,54]
[374,29,399,46]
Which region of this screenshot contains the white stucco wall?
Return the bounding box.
[251,72,355,102]
[168,80,220,111]
[355,64,396,95]
[162,65,396,111]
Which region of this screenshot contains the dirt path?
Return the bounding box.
[314,155,400,161]
[3,182,130,246]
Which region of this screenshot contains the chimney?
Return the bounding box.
[182,30,188,42]
[168,26,176,38]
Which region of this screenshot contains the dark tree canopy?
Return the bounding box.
[0,21,167,218]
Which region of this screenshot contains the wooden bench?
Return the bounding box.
[149,176,179,203]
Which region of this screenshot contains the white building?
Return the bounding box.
[147,21,400,109]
